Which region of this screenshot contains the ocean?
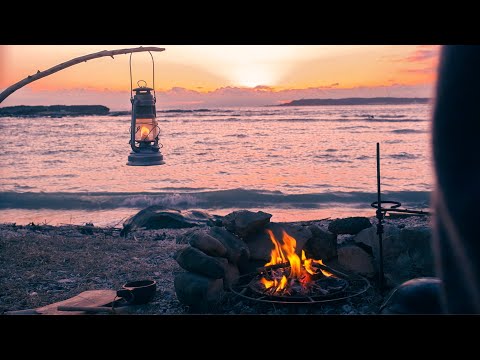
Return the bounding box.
[0,104,433,227]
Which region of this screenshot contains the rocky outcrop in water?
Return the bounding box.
[0,105,110,117]
[279,97,430,107]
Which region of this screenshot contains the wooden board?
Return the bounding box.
[36,290,118,315]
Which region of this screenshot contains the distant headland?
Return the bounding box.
[0,98,432,117]
[278,97,431,106]
[0,105,111,118]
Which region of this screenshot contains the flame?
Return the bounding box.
[277,275,288,292]
[260,277,275,289]
[281,230,302,278]
[265,229,286,266]
[260,275,289,292]
[259,228,335,294]
[316,259,334,277]
[140,126,150,139]
[302,250,317,275]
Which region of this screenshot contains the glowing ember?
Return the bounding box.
[259,229,335,295]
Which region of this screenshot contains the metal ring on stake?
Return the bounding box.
[371,200,402,211]
[129,50,156,101]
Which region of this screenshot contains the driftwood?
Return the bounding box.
[0,46,165,104]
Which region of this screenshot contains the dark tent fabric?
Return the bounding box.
[432,45,480,313]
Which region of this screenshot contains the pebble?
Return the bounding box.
[58,278,75,284]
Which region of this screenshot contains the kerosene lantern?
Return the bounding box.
[126,51,165,166]
[126,81,165,166]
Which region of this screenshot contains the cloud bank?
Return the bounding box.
[1,83,436,110]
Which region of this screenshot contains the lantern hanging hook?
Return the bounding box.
[129,50,156,102]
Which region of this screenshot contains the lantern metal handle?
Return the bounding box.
[137,80,147,88]
[129,50,156,101]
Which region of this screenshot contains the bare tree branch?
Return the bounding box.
[0,46,165,104]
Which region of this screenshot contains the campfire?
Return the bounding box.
[254,229,341,297]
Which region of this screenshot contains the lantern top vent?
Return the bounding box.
[133,80,153,93]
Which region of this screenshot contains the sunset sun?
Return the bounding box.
[231,65,278,88]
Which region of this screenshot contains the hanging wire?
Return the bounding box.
[129,50,156,101]
[129,53,133,101]
[149,51,156,101]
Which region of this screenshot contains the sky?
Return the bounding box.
[0,45,440,109]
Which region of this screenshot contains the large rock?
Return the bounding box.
[354,224,403,256]
[401,226,435,272]
[223,263,240,290]
[174,272,224,312]
[385,226,435,286]
[304,225,337,260]
[188,230,227,257]
[337,245,375,276]
[208,227,250,267]
[328,217,372,235]
[354,224,434,286]
[121,207,220,236]
[244,222,312,262]
[175,246,227,279]
[222,210,272,237]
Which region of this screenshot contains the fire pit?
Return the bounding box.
[230,228,370,305]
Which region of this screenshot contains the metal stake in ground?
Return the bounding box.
[376,142,385,291]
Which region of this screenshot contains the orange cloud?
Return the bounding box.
[401,67,437,74]
[404,45,440,62]
[387,45,441,85]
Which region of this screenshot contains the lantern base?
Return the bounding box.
[126,151,165,166]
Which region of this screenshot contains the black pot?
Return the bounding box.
[117,279,157,305]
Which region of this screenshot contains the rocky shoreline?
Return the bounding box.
[0,209,434,315]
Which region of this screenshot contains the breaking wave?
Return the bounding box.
[0,189,431,211]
